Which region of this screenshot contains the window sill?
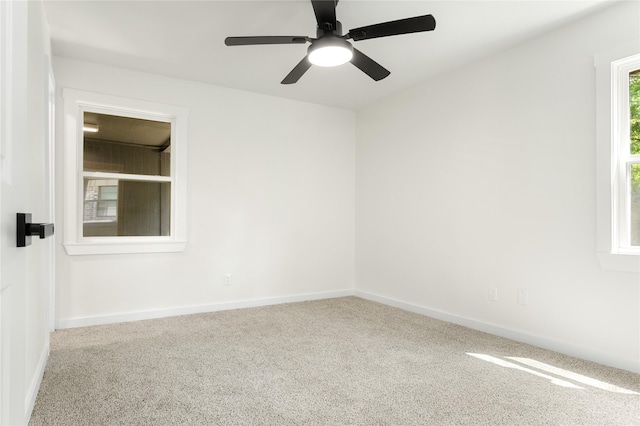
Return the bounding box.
[64,240,186,256]
[596,252,640,273]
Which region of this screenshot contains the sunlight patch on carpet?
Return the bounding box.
[505,357,640,395]
[467,353,583,389]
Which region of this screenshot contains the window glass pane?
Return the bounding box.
[83,112,171,177]
[83,178,171,237]
[631,163,640,246]
[97,201,117,218]
[98,185,117,200]
[84,179,118,224]
[631,70,640,155]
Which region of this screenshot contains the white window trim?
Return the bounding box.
[595,45,640,272]
[62,88,188,255]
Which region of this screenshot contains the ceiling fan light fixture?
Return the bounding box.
[225,1,436,84]
[308,38,353,67]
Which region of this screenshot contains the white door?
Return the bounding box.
[0,2,29,423]
[0,2,54,424]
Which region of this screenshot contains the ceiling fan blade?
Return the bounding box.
[348,14,436,41]
[350,48,390,81]
[225,36,309,46]
[310,0,338,31]
[281,56,312,84]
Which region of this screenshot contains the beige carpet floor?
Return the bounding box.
[30,297,639,425]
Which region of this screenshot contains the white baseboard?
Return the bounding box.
[355,290,640,374]
[25,343,49,424]
[54,288,638,374]
[55,289,356,330]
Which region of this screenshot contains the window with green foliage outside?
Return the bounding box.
[630,70,640,246]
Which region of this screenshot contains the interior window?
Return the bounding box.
[62,88,187,255]
[82,112,171,237]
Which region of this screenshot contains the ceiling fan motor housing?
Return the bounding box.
[317,20,343,37]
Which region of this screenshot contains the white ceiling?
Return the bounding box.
[43,0,615,110]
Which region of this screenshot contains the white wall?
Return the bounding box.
[355,1,639,372]
[53,58,355,325]
[1,1,51,423]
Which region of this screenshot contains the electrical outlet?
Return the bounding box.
[224,274,232,286]
[488,287,498,302]
[517,288,529,305]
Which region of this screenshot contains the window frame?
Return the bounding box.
[62,88,187,255]
[612,59,640,253]
[595,47,640,272]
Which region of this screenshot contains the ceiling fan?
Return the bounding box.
[224,0,436,84]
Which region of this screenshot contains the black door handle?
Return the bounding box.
[17,213,54,247]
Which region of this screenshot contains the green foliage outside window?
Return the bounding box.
[631,70,640,246]
[631,70,640,156]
